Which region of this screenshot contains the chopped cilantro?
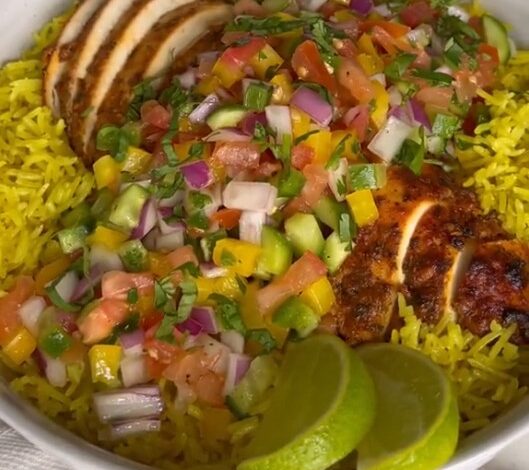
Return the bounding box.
[127,79,155,121]
[226,16,308,36]
[188,191,212,210]
[412,69,454,86]
[246,329,277,354]
[209,294,247,334]
[432,113,461,139]
[127,288,139,305]
[294,129,320,145]
[187,210,210,230]
[326,135,349,170]
[220,249,237,267]
[384,53,417,82]
[396,137,425,175]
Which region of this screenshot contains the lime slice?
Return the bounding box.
[357,343,459,470]
[238,335,375,470]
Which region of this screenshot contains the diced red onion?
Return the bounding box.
[328,158,349,202]
[106,419,161,440]
[220,330,245,354]
[181,161,213,190]
[120,356,150,388]
[223,181,277,214]
[371,73,386,87]
[157,214,184,235]
[239,210,266,244]
[157,206,173,219]
[435,65,453,76]
[407,25,433,48]
[408,98,431,130]
[241,112,267,136]
[189,307,219,335]
[90,245,124,272]
[71,264,104,302]
[372,3,391,17]
[349,0,373,15]
[93,386,164,423]
[177,68,197,89]
[447,5,470,22]
[43,353,67,388]
[204,128,252,142]
[177,317,204,336]
[195,335,230,375]
[155,231,185,252]
[131,198,158,240]
[343,105,367,128]
[204,184,222,217]
[56,311,78,335]
[367,116,415,163]
[298,0,327,11]
[388,106,411,123]
[55,271,79,303]
[291,87,333,127]
[142,228,159,251]
[223,353,251,396]
[265,105,292,143]
[388,86,403,107]
[199,263,229,278]
[120,329,145,353]
[18,296,46,336]
[159,190,184,208]
[189,93,220,124]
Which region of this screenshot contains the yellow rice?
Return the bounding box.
[0,9,94,289]
[457,51,529,241]
[392,294,529,434]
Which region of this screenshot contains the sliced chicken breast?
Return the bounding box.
[43,0,105,116]
[70,0,198,157]
[454,240,529,344]
[86,2,231,156]
[56,0,140,122]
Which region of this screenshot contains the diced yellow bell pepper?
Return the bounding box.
[300,277,336,317]
[241,283,288,347]
[136,295,154,316]
[88,226,128,251]
[196,275,245,303]
[305,130,332,165]
[357,53,383,76]
[331,131,358,161]
[173,141,212,162]
[121,147,152,175]
[334,9,357,21]
[149,252,173,277]
[213,239,262,277]
[270,72,293,105]
[3,328,36,365]
[212,59,245,89]
[196,75,223,96]
[346,190,379,227]
[93,155,121,192]
[291,108,311,139]
[89,344,122,386]
[358,33,378,56]
[200,407,234,443]
[249,44,284,80]
[271,13,304,39]
[371,81,389,129]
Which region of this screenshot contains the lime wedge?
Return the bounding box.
[238,335,375,470]
[357,343,459,470]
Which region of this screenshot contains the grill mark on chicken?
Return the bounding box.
[455,240,529,343]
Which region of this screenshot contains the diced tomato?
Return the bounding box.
[320,0,342,18]
[211,209,242,230]
[343,104,370,142]
[145,338,183,364]
[415,86,454,108]
[400,1,436,28]
[256,252,328,314]
[361,20,411,38]
[221,37,267,69]
[0,276,34,347]
[141,311,164,333]
[474,43,500,88]
[291,144,315,170]
[60,337,87,364]
[78,299,130,344]
[140,100,171,130]
[337,58,375,104]
[284,163,329,216]
[166,245,199,269]
[336,38,359,59]
[462,98,487,135]
[211,142,261,171]
[101,271,155,300]
[413,49,432,69]
[454,69,478,104]
[291,40,337,95]
[146,356,167,379]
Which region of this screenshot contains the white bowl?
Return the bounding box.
[1,1,529,469]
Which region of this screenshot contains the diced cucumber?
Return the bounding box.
[206,104,248,130]
[118,240,148,272]
[272,297,319,338]
[322,231,351,273]
[226,355,279,418]
[313,196,348,232]
[284,213,324,257]
[257,226,293,276]
[108,184,149,232]
[57,226,89,254]
[483,15,511,64]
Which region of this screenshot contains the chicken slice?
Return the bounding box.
[331,165,453,344]
[43,0,105,116]
[87,2,231,155]
[454,240,529,344]
[69,0,198,158]
[55,0,139,122]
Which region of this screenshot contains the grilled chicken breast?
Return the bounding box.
[43,0,106,117]
[455,240,529,343]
